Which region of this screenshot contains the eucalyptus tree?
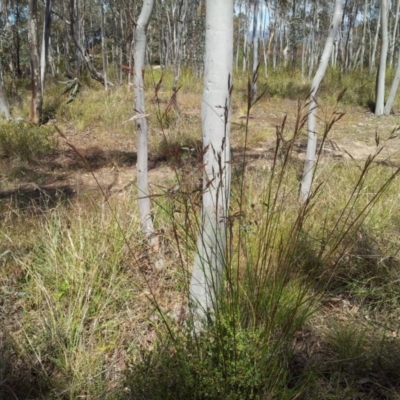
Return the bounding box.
[300,0,343,202]
[28,0,43,124]
[189,0,233,327]
[0,58,10,119]
[307,0,318,78]
[375,0,388,116]
[69,0,111,86]
[383,48,400,115]
[100,1,107,90]
[0,3,11,119]
[0,66,10,119]
[134,0,158,247]
[369,4,382,72]
[172,0,188,96]
[251,0,260,101]
[40,0,52,93]
[359,0,368,68]
[389,0,400,67]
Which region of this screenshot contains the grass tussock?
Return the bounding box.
[0,123,57,162]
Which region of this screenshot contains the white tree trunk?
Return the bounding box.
[0,4,10,120]
[359,0,368,68]
[189,0,233,327]
[251,0,259,101]
[134,0,157,245]
[308,0,317,80]
[389,0,400,66]
[0,66,10,120]
[299,0,343,202]
[384,48,400,116]
[100,1,108,91]
[28,0,43,124]
[375,0,389,116]
[40,0,51,94]
[172,0,188,97]
[370,6,381,72]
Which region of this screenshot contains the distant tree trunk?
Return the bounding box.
[370,6,380,72]
[40,0,52,93]
[172,0,188,106]
[28,0,43,124]
[384,48,400,115]
[389,0,400,67]
[0,66,10,120]
[359,0,368,68]
[69,0,111,87]
[308,0,317,79]
[134,0,157,246]
[100,1,108,91]
[300,0,343,202]
[0,4,11,119]
[189,0,233,328]
[251,0,259,102]
[62,0,71,75]
[375,0,389,116]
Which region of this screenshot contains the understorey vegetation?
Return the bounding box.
[1,66,400,399]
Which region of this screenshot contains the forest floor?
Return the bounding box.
[2,95,400,205]
[2,79,400,399]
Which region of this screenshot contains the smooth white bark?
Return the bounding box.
[389,0,400,67]
[370,6,381,72]
[375,0,389,116]
[359,0,368,68]
[0,5,10,119]
[134,0,157,244]
[0,67,10,120]
[172,0,188,92]
[28,0,43,124]
[100,1,108,91]
[40,0,51,93]
[300,0,343,202]
[384,48,400,116]
[251,0,259,102]
[189,0,233,327]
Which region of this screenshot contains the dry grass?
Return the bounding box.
[2,67,400,399]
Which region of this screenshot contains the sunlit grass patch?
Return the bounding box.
[3,193,163,398]
[0,122,57,162]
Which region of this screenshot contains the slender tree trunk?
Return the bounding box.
[308,0,317,79]
[172,0,188,104]
[134,0,157,245]
[375,0,389,116]
[40,0,51,93]
[100,1,108,91]
[0,4,10,119]
[69,0,111,86]
[28,0,43,124]
[384,48,400,115]
[370,6,381,72]
[0,66,10,120]
[242,10,248,73]
[62,0,71,75]
[251,0,259,101]
[300,0,343,202]
[189,0,233,327]
[389,0,400,67]
[359,0,368,68]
